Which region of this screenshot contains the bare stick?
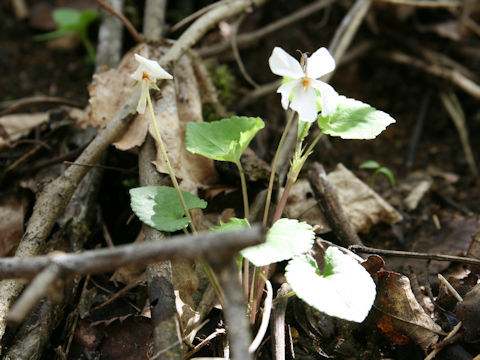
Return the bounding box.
[96,0,143,43]
[214,258,253,360]
[271,283,292,360]
[143,0,167,40]
[0,226,263,280]
[198,0,335,57]
[7,263,62,324]
[96,0,124,71]
[439,90,478,176]
[389,51,480,99]
[160,0,267,67]
[349,245,480,266]
[374,0,460,7]
[308,162,363,247]
[170,0,231,33]
[325,0,372,82]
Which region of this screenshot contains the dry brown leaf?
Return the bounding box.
[374,270,444,351]
[286,163,402,233]
[0,195,27,257]
[151,54,217,192]
[0,113,49,150]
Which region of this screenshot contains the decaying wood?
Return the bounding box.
[308,162,363,247]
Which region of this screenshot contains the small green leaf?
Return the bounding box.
[241,218,314,267]
[130,186,207,232]
[186,116,264,163]
[359,160,380,169]
[377,167,396,187]
[53,8,99,29]
[285,247,376,322]
[53,8,82,28]
[318,96,395,139]
[211,217,250,232]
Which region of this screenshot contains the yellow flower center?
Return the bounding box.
[142,72,150,80]
[302,77,310,88]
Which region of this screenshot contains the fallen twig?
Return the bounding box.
[374,0,460,7]
[350,245,480,266]
[197,0,335,58]
[308,162,363,247]
[389,51,480,99]
[0,226,263,280]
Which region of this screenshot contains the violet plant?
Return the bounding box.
[129,46,396,323]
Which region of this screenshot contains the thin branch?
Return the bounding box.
[7,263,62,324]
[374,0,460,7]
[214,258,253,360]
[170,0,232,33]
[160,0,267,68]
[0,226,263,280]
[96,0,143,42]
[325,0,372,82]
[349,245,480,266]
[308,162,363,247]
[198,0,334,57]
[388,51,480,99]
[0,96,82,116]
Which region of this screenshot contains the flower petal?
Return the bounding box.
[131,66,143,81]
[277,80,299,110]
[133,53,173,80]
[290,84,318,123]
[311,80,339,117]
[307,47,335,79]
[269,47,304,79]
[136,80,149,114]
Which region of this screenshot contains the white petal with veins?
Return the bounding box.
[312,80,339,117]
[290,84,318,123]
[269,47,304,79]
[277,80,299,110]
[307,47,336,79]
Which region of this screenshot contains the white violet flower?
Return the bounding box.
[269,47,339,122]
[131,53,173,114]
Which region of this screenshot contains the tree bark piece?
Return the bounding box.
[308,162,363,247]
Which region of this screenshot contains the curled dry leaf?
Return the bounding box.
[286,163,402,233]
[374,270,444,351]
[0,113,49,150]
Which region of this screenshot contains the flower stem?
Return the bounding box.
[146,92,197,233]
[235,160,249,219]
[272,177,294,223]
[262,111,296,229]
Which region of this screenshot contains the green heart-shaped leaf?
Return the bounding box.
[186,116,264,163]
[318,96,395,139]
[211,217,251,232]
[286,247,376,322]
[130,186,207,232]
[241,218,314,266]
